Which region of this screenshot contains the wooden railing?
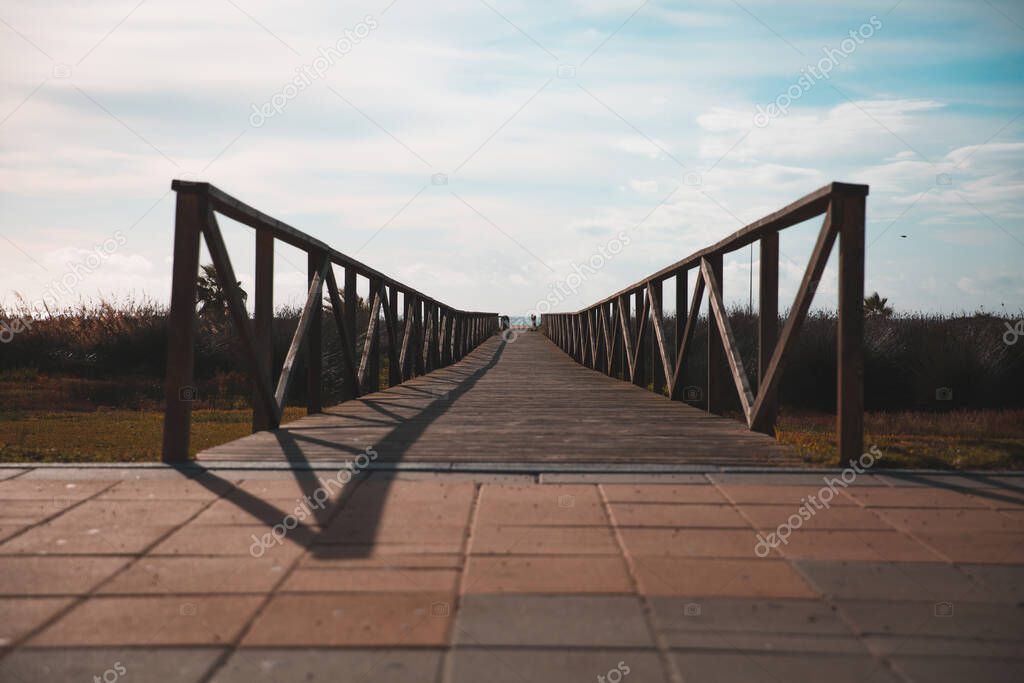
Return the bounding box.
[542,182,868,465]
[162,180,499,462]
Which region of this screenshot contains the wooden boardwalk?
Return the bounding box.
[200,331,798,466]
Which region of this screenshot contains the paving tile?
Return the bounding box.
[892,656,1023,683]
[150,524,307,561]
[464,556,632,594]
[601,484,728,504]
[210,648,443,682]
[191,498,324,527]
[796,561,987,602]
[281,567,459,592]
[672,651,900,683]
[959,564,1024,602]
[775,530,943,562]
[620,528,774,558]
[837,599,1024,641]
[0,647,224,683]
[610,503,750,528]
[0,499,76,525]
[541,473,706,484]
[667,631,868,653]
[97,475,235,500]
[716,484,858,506]
[649,596,852,637]
[449,648,665,683]
[874,508,1023,533]
[0,524,28,544]
[914,532,1024,563]
[470,525,619,555]
[98,556,288,594]
[0,556,131,595]
[475,484,608,526]
[709,473,888,486]
[0,597,73,645]
[738,504,894,531]
[878,473,1024,489]
[842,486,998,509]
[50,500,207,527]
[311,540,466,555]
[0,480,111,500]
[0,468,28,481]
[633,557,818,598]
[30,595,263,645]
[0,523,173,555]
[864,635,1024,657]
[231,478,351,500]
[299,551,462,569]
[243,593,453,646]
[321,517,467,546]
[454,595,651,646]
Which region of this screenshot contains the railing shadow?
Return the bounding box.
[178,336,507,560]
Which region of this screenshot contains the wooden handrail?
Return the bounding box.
[541,182,868,466]
[162,181,499,462]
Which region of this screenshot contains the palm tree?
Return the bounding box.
[864,291,893,318]
[196,264,246,324]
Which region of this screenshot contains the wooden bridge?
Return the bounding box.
[162,181,868,467]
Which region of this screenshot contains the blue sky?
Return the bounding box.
[1,0,1022,318]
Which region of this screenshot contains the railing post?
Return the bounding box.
[651,280,665,395]
[368,276,381,392]
[837,194,866,466]
[633,289,646,388]
[388,285,400,387]
[162,190,204,462]
[413,297,424,376]
[753,233,779,434]
[343,266,358,400]
[671,269,687,400]
[306,251,324,414]
[253,227,275,431]
[706,253,725,415]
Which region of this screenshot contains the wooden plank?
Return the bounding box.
[252,227,275,431]
[750,205,839,428]
[161,191,204,462]
[343,266,358,400]
[633,289,648,388]
[274,259,328,422]
[702,257,755,424]
[670,270,705,400]
[705,253,725,415]
[755,232,779,434]
[201,210,278,425]
[307,251,324,414]
[837,194,866,466]
[583,182,868,308]
[399,298,415,380]
[324,266,360,392]
[617,295,636,381]
[200,331,799,467]
[172,180,500,315]
[387,285,401,387]
[647,281,671,394]
[357,287,383,392]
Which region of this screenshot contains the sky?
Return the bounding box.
[1,0,1022,320]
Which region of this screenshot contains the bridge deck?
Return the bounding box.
[199,331,798,466]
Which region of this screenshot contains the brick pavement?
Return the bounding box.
[0,466,1022,682]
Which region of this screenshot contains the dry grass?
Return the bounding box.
[0,407,305,463]
[777,410,1024,469]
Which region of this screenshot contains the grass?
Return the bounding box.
[777,409,1024,469]
[0,407,305,463]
